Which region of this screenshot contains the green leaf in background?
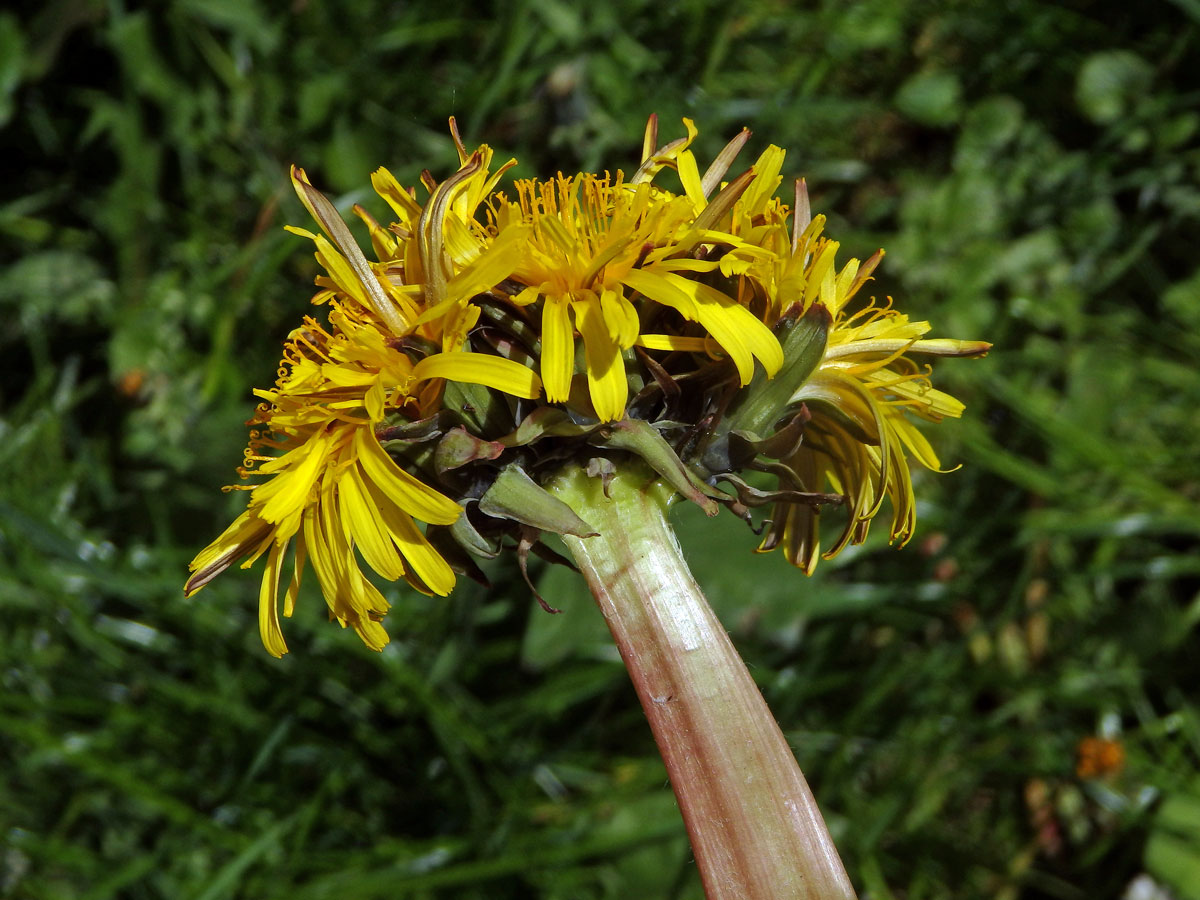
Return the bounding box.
[177,0,281,54]
[1145,777,1200,900]
[0,11,25,127]
[894,70,962,127]
[1075,50,1154,125]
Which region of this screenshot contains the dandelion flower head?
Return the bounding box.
[186,116,989,655]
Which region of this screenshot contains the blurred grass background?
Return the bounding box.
[2,0,1199,897]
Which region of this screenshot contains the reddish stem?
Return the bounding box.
[551,465,857,900]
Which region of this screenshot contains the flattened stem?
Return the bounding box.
[548,464,857,900]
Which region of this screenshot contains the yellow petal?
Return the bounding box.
[441,303,481,353]
[818,259,837,310]
[371,166,423,228]
[286,226,374,312]
[258,541,289,658]
[283,528,306,617]
[353,616,392,652]
[441,224,532,307]
[632,117,700,183]
[889,413,944,472]
[575,300,628,422]
[315,234,370,305]
[540,298,575,403]
[353,204,397,260]
[365,381,386,423]
[835,258,860,308]
[301,500,342,613]
[321,365,376,388]
[339,463,407,581]
[635,334,713,353]
[668,274,784,384]
[292,169,408,334]
[413,351,542,399]
[316,477,391,627]
[512,285,541,307]
[624,268,782,383]
[676,149,707,211]
[620,268,698,319]
[805,241,840,309]
[648,258,722,274]
[372,490,456,596]
[185,510,273,596]
[867,370,966,418]
[739,144,785,214]
[283,224,319,242]
[254,430,331,531]
[598,287,639,347]
[353,426,461,525]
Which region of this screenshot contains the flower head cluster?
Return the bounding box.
[186,117,989,655]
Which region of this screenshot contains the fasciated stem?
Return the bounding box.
[548,464,857,900]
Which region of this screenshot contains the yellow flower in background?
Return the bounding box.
[188,116,988,655]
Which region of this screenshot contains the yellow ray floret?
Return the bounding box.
[185,421,460,656]
[186,290,541,655]
[760,280,989,569]
[496,171,786,420]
